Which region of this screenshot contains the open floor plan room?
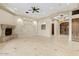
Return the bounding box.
[0,3,79,56]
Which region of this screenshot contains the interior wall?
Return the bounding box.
[37,18,51,37]
[0,9,71,38]
[0,25,2,37]
[37,12,70,37]
[37,18,62,37]
[0,9,38,38]
[0,9,17,25]
[54,20,60,36]
[15,20,37,38]
[0,9,17,38]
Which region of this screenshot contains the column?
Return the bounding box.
[69,12,72,42]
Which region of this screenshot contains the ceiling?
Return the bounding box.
[0,3,79,20]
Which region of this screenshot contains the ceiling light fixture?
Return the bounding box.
[33,21,37,25]
[25,6,40,14]
[17,18,23,24]
[54,14,71,23]
[42,22,46,24]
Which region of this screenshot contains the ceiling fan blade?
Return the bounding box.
[36,8,39,10]
[36,10,39,13]
[27,6,40,13]
[26,11,29,13]
[32,10,35,13]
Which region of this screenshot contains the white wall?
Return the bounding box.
[15,19,37,38]
[0,9,38,38]
[0,9,17,38]
[0,25,2,37]
[37,12,70,37]
[37,18,52,37]
[0,9,72,38]
[0,9,17,25]
[37,18,60,37]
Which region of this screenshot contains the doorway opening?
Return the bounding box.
[60,22,69,35]
[51,24,54,35]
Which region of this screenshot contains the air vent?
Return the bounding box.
[72,10,79,15]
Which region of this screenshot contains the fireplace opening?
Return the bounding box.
[5,28,12,36]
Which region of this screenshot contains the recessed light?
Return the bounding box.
[33,21,37,25]
[17,18,23,24]
[42,22,46,24]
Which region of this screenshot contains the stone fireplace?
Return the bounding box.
[0,24,16,42]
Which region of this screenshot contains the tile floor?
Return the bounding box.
[0,35,79,56]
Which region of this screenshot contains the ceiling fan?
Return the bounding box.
[25,6,40,14]
[31,6,40,13]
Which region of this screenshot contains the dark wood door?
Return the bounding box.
[72,18,79,41]
[52,24,54,35]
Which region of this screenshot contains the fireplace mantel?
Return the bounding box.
[0,24,16,42]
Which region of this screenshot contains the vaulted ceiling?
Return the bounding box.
[0,3,79,20]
